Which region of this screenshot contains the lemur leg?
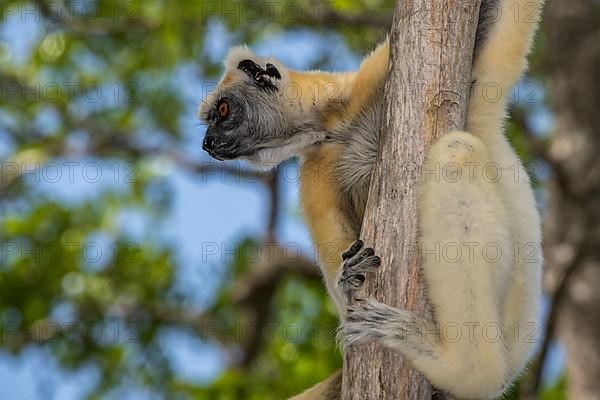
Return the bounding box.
[467,0,545,379]
[339,131,513,400]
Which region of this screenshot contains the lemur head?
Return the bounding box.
[199,46,325,169]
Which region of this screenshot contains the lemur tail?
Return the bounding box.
[467,0,545,137]
[287,370,341,400]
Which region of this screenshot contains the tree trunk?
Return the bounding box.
[541,0,600,398]
[341,1,481,399]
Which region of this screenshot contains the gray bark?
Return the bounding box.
[341,0,481,399]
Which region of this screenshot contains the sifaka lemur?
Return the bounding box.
[199,0,544,398]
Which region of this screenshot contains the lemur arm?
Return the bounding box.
[287,44,391,399]
[298,42,390,314]
[299,144,355,313]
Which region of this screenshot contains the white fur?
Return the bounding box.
[244,131,328,169]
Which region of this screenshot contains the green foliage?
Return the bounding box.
[197,276,341,400]
[540,376,568,400]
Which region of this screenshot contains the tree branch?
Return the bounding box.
[524,222,590,397]
[297,6,392,30]
[32,0,155,34]
[511,106,581,203]
[342,1,481,398]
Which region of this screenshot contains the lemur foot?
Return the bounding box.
[337,240,381,296]
[337,298,429,351]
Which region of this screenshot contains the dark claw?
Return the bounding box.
[346,247,375,267]
[347,274,365,289]
[342,239,363,261]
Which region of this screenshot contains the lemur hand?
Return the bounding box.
[337,240,381,301]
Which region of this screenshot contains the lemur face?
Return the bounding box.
[200,64,287,163]
[199,48,325,169]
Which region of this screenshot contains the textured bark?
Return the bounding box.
[341,1,481,399]
[540,0,600,398]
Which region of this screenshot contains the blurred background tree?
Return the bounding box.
[0,0,597,399]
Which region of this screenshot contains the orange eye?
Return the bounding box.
[218,100,229,119]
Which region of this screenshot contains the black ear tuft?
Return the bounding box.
[238,59,263,79]
[237,59,279,92]
[265,63,281,79]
